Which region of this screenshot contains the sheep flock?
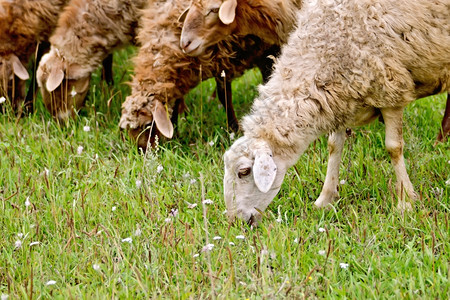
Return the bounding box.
[1,0,449,221]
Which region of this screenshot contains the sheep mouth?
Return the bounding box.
[182,41,203,57]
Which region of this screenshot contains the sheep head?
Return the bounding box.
[0,54,29,106]
[180,0,238,56]
[223,136,288,226]
[37,47,90,122]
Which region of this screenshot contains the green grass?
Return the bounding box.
[0,48,449,299]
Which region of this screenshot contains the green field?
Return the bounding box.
[1,48,449,299]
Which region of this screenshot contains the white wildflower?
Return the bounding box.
[94,153,99,160]
[135,179,142,188]
[339,179,346,185]
[229,242,235,246]
[134,227,142,237]
[445,179,450,186]
[276,217,282,223]
[29,241,40,246]
[14,240,22,248]
[183,172,190,179]
[25,197,31,207]
[293,238,299,243]
[83,125,90,132]
[44,168,49,176]
[112,206,117,212]
[92,264,100,271]
[213,236,222,240]
[190,178,197,184]
[77,145,84,155]
[121,237,132,244]
[17,233,24,238]
[318,227,326,233]
[170,208,178,217]
[156,165,163,173]
[202,199,213,205]
[193,253,199,258]
[70,87,77,97]
[236,235,245,240]
[222,210,227,214]
[339,262,349,269]
[1,294,9,300]
[164,217,172,223]
[0,96,6,104]
[202,244,214,252]
[318,250,326,256]
[221,70,226,77]
[229,132,235,141]
[45,280,57,286]
[187,202,197,209]
[208,141,214,147]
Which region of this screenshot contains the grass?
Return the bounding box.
[0,47,449,299]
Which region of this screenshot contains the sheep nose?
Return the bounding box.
[180,37,191,52]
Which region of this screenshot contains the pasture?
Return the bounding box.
[0,48,449,298]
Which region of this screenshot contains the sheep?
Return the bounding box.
[0,0,69,113]
[223,0,450,225]
[118,0,279,150]
[36,0,147,121]
[180,0,450,143]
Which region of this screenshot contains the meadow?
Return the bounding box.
[0,48,449,299]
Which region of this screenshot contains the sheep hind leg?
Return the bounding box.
[314,129,346,208]
[381,107,418,211]
[435,93,449,143]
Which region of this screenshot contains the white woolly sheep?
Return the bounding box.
[180,0,450,142]
[36,0,147,121]
[119,0,279,150]
[223,0,450,224]
[0,0,68,113]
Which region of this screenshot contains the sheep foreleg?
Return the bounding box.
[381,107,418,211]
[314,130,346,208]
[435,93,449,143]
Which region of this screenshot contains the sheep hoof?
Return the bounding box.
[314,192,338,208]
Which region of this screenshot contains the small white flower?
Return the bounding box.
[134,228,142,237]
[339,179,346,185]
[318,250,326,256]
[202,244,214,252]
[70,87,77,97]
[170,208,178,217]
[112,206,117,212]
[29,241,40,246]
[135,179,142,188]
[208,141,214,147]
[293,238,299,243]
[229,242,235,246]
[202,199,213,205]
[44,168,49,176]
[193,253,200,258]
[15,240,22,248]
[0,96,6,104]
[183,172,190,179]
[157,165,164,173]
[276,218,282,223]
[221,70,226,77]
[260,249,269,256]
[187,202,197,209]
[229,132,235,141]
[213,236,222,240]
[94,153,99,160]
[445,179,450,186]
[236,235,245,240]
[1,293,9,300]
[121,237,132,243]
[190,178,197,184]
[83,125,90,132]
[25,197,31,207]
[17,233,24,238]
[164,217,172,223]
[77,145,84,155]
[318,227,326,233]
[45,280,57,286]
[222,210,228,214]
[92,264,100,271]
[339,262,349,269]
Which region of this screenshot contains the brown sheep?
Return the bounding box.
[119,0,279,150]
[36,0,147,121]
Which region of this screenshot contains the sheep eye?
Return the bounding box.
[238,167,251,179]
[207,7,219,15]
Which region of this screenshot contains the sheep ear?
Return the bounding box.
[11,55,29,80]
[253,150,277,193]
[153,101,174,138]
[219,0,237,25]
[178,6,189,23]
[46,65,64,92]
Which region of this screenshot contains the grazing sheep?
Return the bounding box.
[36,0,147,121]
[223,0,450,224]
[0,0,68,113]
[180,0,450,142]
[119,0,279,150]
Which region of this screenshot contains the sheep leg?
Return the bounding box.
[381,107,417,211]
[435,93,449,143]
[215,77,239,132]
[314,130,346,208]
[102,53,114,85]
